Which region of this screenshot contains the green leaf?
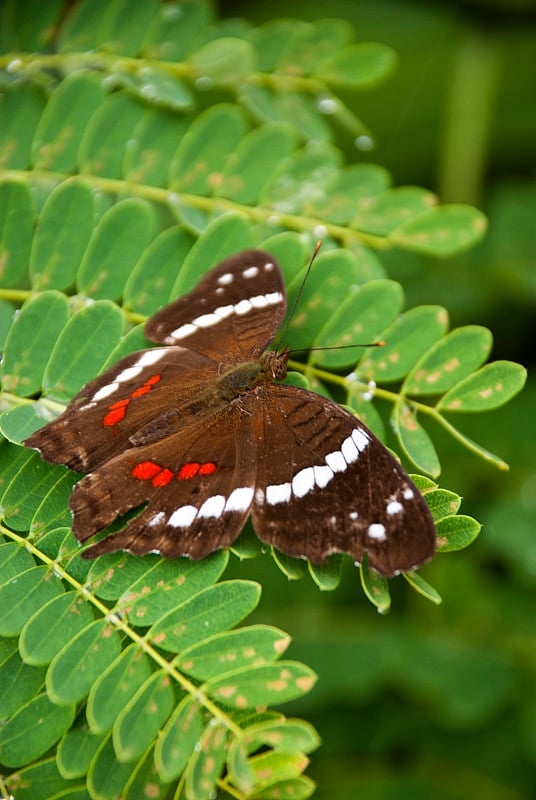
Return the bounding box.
[87,644,152,734]
[124,108,189,187]
[154,695,203,783]
[31,71,105,172]
[96,0,160,56]
[4,757,76,800]
[87,732,137,799]
[0,692,75,767]
[169,104,248,194]
[436,514,481,552]
[19,591,94,666]
[304,163,390,225]
[251,775,316,799]
[242,717,320,755]
[261,144,341,215]
[1,291,69,396]
[359,560,391,613]
[205,662,317,709]
[0,452,66,530]
[57,721,106,779]
[170,212,253,295]
[402,571,442,604]
[114,550,228,625]
[438,361,527,412]
[141,0,211,62]
[318,42,397,87]
[390,204,488,257]
[123,225,195,315]
[0,178,35,286]
[0,566,64,636]
[0,641,45,719]
[29,178,95,291]
[176,625,291,680]
[403,325,493,396]
[286,249,362,351]
[394,401,440,477]
[217,123,296,205]
[0,85,44,170]
[359,305,449,383]
[114,670,174,762]
[30,472,74,536]
[76,198,156,300]
[188,37,255,85]
[0,542,35,586]
[123,745,172,800]
[42,300,124,402]
[424,488,461,521]
[78,92,146,178]
[184,721,229,800]
[47,620,122,705]
[308,556,344,591]
[246,751,310,793]
[147,580,261,652]
[313,280,404,368]
[352,187,436,236]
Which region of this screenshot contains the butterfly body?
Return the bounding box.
[24,250,436,576]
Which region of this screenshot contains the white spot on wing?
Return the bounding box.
[198,494,225,518]
[387,500,403,515]
[218,273,233,285]
[225,487,254,512]
[169,505,197,527]
[341,434,359,464]
[349,511,358,520]
[266,482,292,505]
[325,450,347,473]
[243,266,259,278]
[292,467,315,498]
[116,366,142,383]
[314,464,334,489]
[92,382,119,401]
[137,349,165,367]
[149,512,166,527]
[234,299,252,315]
[368,523,386,541]
[169,322,197,340]
[403,487,414,500]
[352,428,370,452]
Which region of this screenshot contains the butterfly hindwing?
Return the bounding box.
[251,385,436,576]
[69,403,258,560]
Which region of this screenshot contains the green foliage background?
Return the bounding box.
[0,1,533,799]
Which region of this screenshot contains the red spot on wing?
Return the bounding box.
[131,385,151,398]
[103,406,127,426]
[198,461,217,476]
[132,461,162,480]
[152,468,174,487]
[178,462,200,480]
[102,374,162,426]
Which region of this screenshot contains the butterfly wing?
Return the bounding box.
[24,346,220,473]
[251,385,436,577]
[145,250,286,362]
[24,250,287,473]
[69,403,258,559]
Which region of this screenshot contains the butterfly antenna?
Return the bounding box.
[274,240,322,350]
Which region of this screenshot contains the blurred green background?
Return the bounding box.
[221,0,536,798]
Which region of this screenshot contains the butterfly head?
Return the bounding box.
[262,346,290,382]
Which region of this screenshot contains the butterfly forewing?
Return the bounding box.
[145,250,286,362]
[24,249,436,577]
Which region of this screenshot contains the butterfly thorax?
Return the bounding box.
[214,347,290,405]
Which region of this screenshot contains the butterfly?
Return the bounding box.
[24,250,436,576]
